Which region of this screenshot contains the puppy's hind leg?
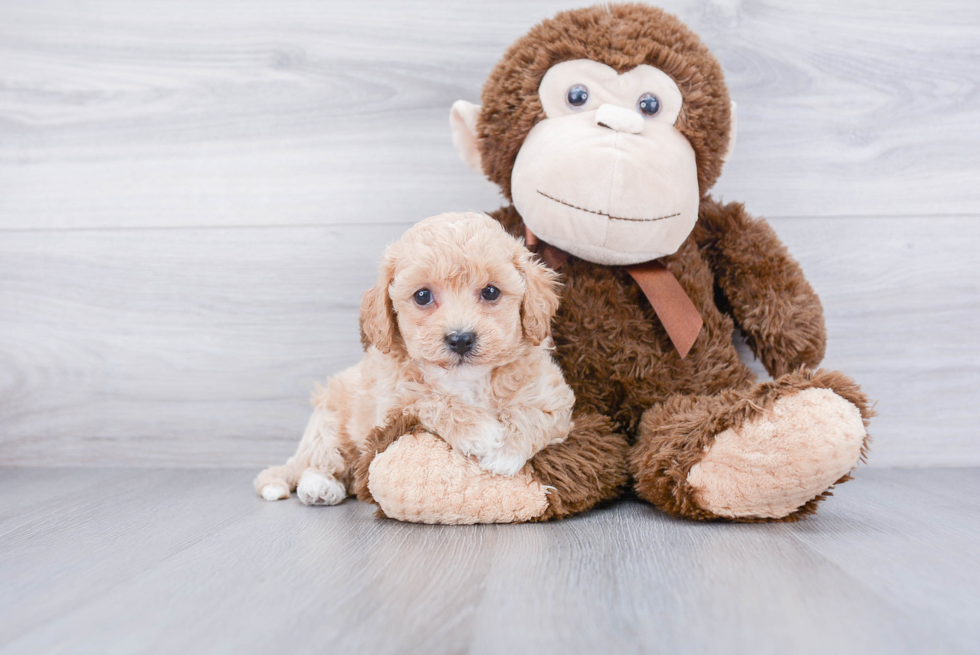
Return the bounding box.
[254,458,303,501]
[255,405,351,506]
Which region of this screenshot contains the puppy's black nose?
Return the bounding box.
[445,331,476,355]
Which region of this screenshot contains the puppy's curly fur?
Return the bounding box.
[254,212,575,507]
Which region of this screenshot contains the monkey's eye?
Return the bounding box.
[480,285,501,301]
[637,93,661,117]
[566,84,589,109]
[413,288,433,306]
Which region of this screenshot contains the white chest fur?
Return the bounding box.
[423,364,493,407]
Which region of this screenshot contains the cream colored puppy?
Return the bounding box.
[255,212,574,505]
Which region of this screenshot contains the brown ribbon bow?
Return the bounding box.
[525,226,703,358]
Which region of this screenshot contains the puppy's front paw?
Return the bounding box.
[296,470,346,506]
[454,419,506,458]
[478,447,530,478]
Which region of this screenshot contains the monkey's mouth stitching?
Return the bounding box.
[537,191,679,223]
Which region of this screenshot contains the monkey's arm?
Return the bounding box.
[693,197,826,378]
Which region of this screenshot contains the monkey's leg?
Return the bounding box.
[358,413,628,523]
[630,368,872,522]
[528,413,629,521]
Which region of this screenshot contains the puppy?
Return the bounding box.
[255,212,574,505]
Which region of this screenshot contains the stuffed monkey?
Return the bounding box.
[357,3,873,523]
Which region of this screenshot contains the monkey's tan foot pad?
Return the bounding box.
[687,388,866,520]
[367,432,549,524]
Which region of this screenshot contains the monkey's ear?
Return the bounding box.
[359,252,399,354]
[517,250,562,346]
[721,101,738,165]
[450,100,483,173]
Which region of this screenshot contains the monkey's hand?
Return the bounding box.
[695,197,826,377]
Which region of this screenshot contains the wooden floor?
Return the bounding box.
[0,468,976,655]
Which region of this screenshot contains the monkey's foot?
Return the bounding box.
[367,432,550,524]
[688,387,866,519]
[360,413,628,524]
[632,369,872,521]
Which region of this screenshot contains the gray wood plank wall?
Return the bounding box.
[1,0,978,467]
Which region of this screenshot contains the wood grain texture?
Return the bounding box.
[0,0,978,230]
[786,468,980,652]
[1,216,977,467]
[1,1,977,468]
[0,467,976,654]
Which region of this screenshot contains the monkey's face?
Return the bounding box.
[510,60,700,266]
[451,6,737,266]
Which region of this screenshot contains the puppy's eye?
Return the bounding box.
[413,288,433,306]
[566,84,589,109]
[637,93,661,117]
[480,285,501,301]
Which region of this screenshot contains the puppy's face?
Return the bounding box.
[390,256,525,368]
[360,213,560,369]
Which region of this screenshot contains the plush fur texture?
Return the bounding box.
[355,404,631,522]
[508,58,702,265]
[353,412,425,509]
[486,197,875,522]
[347,4,872,523]
[368,432,551,524]
[529,412,630,521]
[477,3,732,200]
[254,213,576,513]
[447,4,870,522]
[630,368,872,521]
[688,387,866,519]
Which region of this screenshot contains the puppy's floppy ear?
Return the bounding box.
[518,250,561,346]
[360,249,399,354]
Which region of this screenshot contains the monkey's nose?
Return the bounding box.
[445,331,476,355]
[595,104,644,134]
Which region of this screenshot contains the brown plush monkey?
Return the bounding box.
[358,3,873,523]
